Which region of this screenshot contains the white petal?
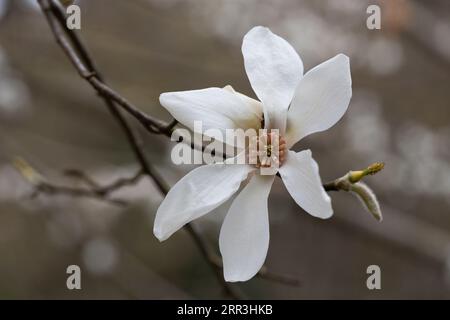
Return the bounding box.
[223,85,263,118]
[219,174,275,282]
[154,163,254,241]
[160,87,262,145]
[286,54,352,148]
[242,26,303,133]
[279,150,332,219]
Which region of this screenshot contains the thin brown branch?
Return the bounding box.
[63,169,101,188]
[323,180,339,192]
[63,168,145,196]
[257,266,301,286]
[15,158,143,206]
[34,182,129,206]
[39,0,175,137]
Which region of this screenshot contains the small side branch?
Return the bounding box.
[14,158,143,206]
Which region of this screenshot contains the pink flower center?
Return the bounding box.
[248,130,287,168]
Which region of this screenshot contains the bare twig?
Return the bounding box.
[33,183,129,206]
[64,168,144,193]
[63,169,102,188]
[257,266,302,286]
[14,158,141,206]
[39,0,175,137]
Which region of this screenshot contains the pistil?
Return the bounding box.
[252,130,287,168]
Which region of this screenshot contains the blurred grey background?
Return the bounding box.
[0,0,449,299]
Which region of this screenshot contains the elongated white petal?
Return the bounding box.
[160,87,262,145]
[279,150,332,219]
[219,174,275,282]
[223,85,263,117]
[154,164,254,241]
[242,26,303,133]
[286,54,352,148]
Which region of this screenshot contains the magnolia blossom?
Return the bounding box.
[154,26,352,282]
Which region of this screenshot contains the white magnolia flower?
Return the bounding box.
[154,26,352,282]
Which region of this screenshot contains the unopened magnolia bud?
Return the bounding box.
[366,162,385,175]
[350,182,382,222]
[348,162,385,183]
